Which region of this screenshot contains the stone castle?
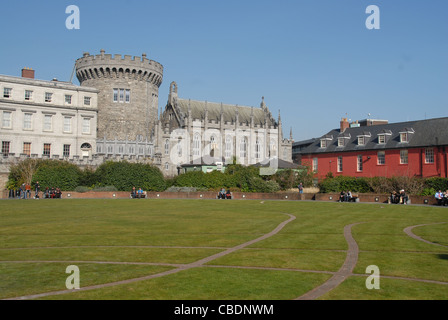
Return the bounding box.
[0,49,293,185]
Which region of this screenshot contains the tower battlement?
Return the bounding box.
[75,50,163,87]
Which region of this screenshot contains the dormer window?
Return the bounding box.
[357,132,371,146]
[337,133,351,147]
[358,136,366,146]
[378,130,392,145]
[320,135,333,148]
[399,128,414,143]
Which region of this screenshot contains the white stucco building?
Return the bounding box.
[0,69,98,159]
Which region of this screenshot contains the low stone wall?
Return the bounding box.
[314,192,438,206]
[0,189,439,205]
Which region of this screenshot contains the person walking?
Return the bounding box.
[34,181,40,199]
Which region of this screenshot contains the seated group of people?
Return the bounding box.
[217,188,232,199]
[339,190,355,202]
[434,190,448,206]
[131,187,146,199]
[389,190,409,204]
[44,187,62,199]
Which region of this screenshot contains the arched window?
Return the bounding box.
[270,139,277,157]
[164,139,170,155]
[210,135,217,157]
[193,134,201,157]
[225,135,232,159]
[255,138,261,160]
[240,137,247,159]
[165,162,169,171]
[177,138,182,157]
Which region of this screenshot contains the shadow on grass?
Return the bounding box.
[437,254,448,260]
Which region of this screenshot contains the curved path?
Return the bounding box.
[7,213,296,300]
[404,222,447,248]
[295,222,365,300]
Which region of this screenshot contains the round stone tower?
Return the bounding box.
[75,50,163,141]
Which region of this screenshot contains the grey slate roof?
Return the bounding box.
[173,99,277,127]
[301,117,448,155]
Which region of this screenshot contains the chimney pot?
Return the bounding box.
[21,68,35,79]
[340,117,349,132]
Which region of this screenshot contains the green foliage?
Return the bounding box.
[94,161,166,191]
[172,164,281,193]
[318,176,371,193]
[424,177,448,192]
[31,160,83,191]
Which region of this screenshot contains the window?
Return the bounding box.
[25,90,33,101]
[255,139,261,159]
[82,118,91,134]
[107,145,114,154]
[240,137,247,158]
[65,95,72,104]
[125,90,130,103]
[400,150,408,164]
[193,134,201,157]
[43,143,51,156]
[164,139,170,155]
[165,162,169,171]
[23,142,31,156]
[400,132,408,143]
[45,92,53,103]
[378,135,386,144]
[337,138,345,147]
[43,115,52,131]
[113,89,118,102]
[177,138,182,157]
[84,96,91,106]
[377,151,385,165]
[425,148,434,164]
[63,117,72,133]
[2,111,12,128]
[119,89,125,102]
[270,138,277,157]
[312,157,318,172]
[210,135,217,157]
[63,144,70,158]
[358,136,366,146]
[337,156,343,172]
[3,88,12,98]
[225,135,232,159]
[1,141,10,154]
[23,113,32,130]
[357,155,363,172]
[320,140,328,148]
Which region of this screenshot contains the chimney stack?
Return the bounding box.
[340,117,349,132]
[22,68,35,79]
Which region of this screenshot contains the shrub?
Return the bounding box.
[74,186,90,193]
[94,161,166,191]
[31,160,83,191]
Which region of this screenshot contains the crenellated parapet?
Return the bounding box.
[75,50,163,87]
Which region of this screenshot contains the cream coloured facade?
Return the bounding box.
[0,73,98,159]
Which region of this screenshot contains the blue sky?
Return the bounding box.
[1,0,447,141]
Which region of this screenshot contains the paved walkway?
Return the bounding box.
[404,222,447,248]
[7,214,296,300]
[295,222,365,300]
[4,218,448,300]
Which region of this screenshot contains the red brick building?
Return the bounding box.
[301,117,448,181]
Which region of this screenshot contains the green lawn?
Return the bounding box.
[0,199,447,300]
